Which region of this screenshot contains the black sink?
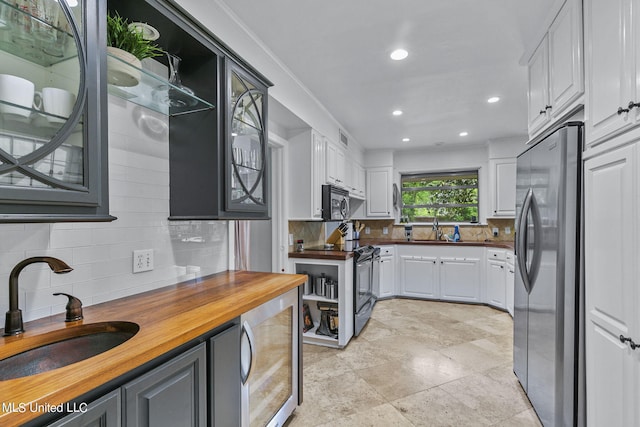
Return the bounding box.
[0,321,139,381]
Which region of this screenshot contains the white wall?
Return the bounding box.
[393,145,491,221]
[0,97,229,323]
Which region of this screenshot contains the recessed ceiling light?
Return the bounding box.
[459,131,468,137]
[392,110,403,116]
[390,49,408,61]
[487,96,500,103]
[402,137,410,142]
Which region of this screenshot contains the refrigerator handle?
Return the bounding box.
[240,321,256,385]
[527,192,543,291]
[517,188,533,293]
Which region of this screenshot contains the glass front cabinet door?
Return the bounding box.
[226,60,269,217]
[0,0,111,222]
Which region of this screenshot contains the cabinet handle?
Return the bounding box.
[538,109,547,115]
[619,335,639,350]
[240,321,256,384]
[617,106,630,115]
[629,101,640,110]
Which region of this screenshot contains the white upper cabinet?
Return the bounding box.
[489,158,517,217]
[584,0,640,148]
[326,139,346,188]
[288,129,326,220]
[528,37,551,134]
[528,0,584,137]
[365,167,393,217]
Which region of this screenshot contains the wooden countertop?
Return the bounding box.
[0,270,306,427]
[288,239,514,260]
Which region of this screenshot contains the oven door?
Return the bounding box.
[354,256,372,312]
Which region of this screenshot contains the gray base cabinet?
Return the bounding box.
[43,321,241,427]
[47,390,121,427]
[123,344,207,427]
[209,323,241,426]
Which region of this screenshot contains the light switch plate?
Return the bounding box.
[288,234,294,245]
[382,227,389,235]
[505,227,511,235]
[365,227,371,235]
[133,249,154,273]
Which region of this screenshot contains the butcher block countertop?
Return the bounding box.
[0,270,306,427]
[288,239,514,260]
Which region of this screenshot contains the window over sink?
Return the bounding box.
[400,170,479,223]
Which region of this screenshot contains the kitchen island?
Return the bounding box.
[0,270,306,427]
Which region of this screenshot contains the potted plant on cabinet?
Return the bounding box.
[106,12,163,87]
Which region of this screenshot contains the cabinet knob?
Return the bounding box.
[500,265,504,269]
[617,106,630,115]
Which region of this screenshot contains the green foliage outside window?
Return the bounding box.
[401,171,479,222]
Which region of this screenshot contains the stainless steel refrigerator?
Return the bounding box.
[513,121,584,427]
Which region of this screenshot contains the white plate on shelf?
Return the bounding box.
[128,22,160,41]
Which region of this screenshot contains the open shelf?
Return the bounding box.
[106,52,215,116]
[0,0,77,67]
[302,294,338,303]
[302,324,338,342]
[0,102,82,140]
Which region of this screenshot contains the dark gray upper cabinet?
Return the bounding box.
[0,0,113,222]
[108,0,271,220]
[226,60,269,217]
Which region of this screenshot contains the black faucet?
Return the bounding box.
[4,257,73,336]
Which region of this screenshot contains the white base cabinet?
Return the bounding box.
[584,141,640,427]
[377,246,396,299]
[440,257,481,303]
[397,246,483,302]
[399,255,438,298]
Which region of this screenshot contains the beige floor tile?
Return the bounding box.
[438,372,532,424]
[494,408,543,427]
[439,340,511,372]
[392,387,493,426]
[335,336,404,370]
[315,403,414,427]
[290,299,542,427]
[354,359,440,401]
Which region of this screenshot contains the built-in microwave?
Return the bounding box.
[321,185,350,221]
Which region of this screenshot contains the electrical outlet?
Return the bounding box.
[382,227,389,235]
[365,226,371,235]
[133,249,154,273]
[288,234,294,245]
[505,226,511,235]
[492,227,499,237]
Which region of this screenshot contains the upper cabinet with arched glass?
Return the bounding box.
[0,0,111,222]
[227,60,268,216]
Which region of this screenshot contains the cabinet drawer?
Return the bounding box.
[487,249,506,261]
[378,246,395,256]
[505,251,514,264]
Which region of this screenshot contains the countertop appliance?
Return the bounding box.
[514,121,584,426]
[353,245,379,336]
[322,185,350,221]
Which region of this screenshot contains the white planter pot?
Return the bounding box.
[106,46,142,87]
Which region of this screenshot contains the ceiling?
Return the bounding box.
[219,0,557,151]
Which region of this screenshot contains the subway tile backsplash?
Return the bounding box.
[0,96,228,323]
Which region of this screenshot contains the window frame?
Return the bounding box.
[400,169,480,223]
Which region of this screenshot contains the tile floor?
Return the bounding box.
[285,298,543,427]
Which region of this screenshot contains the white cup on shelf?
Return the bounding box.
[0,74,35,119]
[33,87,76,123]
